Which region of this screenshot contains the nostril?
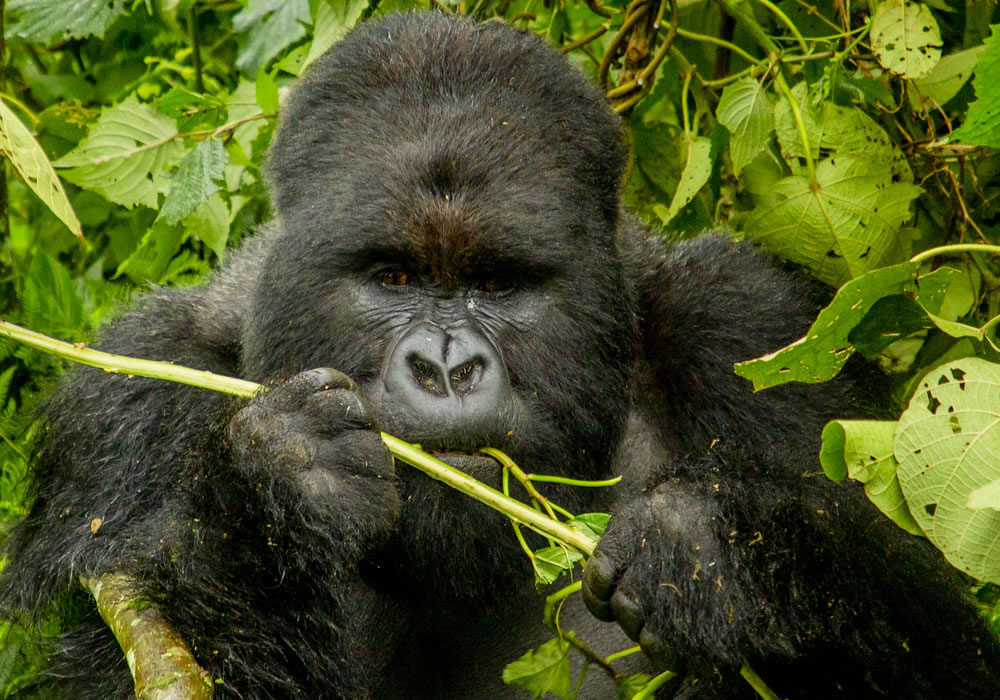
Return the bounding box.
[407,353,448,397]
[449,358,485,395]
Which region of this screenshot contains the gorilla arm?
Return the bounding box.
[583,233,860,673]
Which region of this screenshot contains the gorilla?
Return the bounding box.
[3,10,999,700]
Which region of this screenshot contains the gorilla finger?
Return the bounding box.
[304,387,378,433]
[229,408,303,452]
[610,590,645,642]
[260,368,356,411]
[582,551,620,620]
[315,430,395,480]
[639,624,680,672]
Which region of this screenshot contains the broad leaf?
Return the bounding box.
[871,0,943,79]
[0,97,80,238]
[952,24,1000,148]
[716,78,773,176]
[502,638,571,700]
[820,420,922,535]
[235,0,311,75]
[744,156,920,286]
[896,358,1000,582]
[532,547,583,585]
[774,82,912,184]
[303,0,369,71]
[652,136,711,226]
[911,45,986,108]
[54,98,183,210]
[7,0,125,42]
[735,262,920,390]
[159,139,227,225]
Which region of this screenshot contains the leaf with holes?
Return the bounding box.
[0,97,80,238]
[717,78,773,176]
[895,358,1000,582]
[774,82,912,185]
[743,156,920,286]
[952,24,1000,148]
[820,420,922,535]
[54,97,183,210]
[871,0,943,79]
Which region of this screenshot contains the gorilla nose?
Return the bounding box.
[406,353,485,398]
[385,323,509,428]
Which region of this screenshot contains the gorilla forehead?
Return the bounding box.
[267,11,627,231]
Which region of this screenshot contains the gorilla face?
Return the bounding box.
[242,17,638,500]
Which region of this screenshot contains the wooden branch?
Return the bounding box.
[83,574,214,700]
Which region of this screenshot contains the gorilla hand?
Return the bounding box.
[581,482,749,674]
[228,368,400,548]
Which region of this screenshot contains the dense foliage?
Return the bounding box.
[1,0,999,695]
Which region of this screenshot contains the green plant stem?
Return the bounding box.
[772,70,816,185]
[633,669,678,699]
[716,0,781,56]
[740,661,780,700]
[0,424,28,462]
[525,473,622,487]
[0,319,598,554]
[675,26,757,64]
[0,320,261,397]
[756,0,808,53]
[909,244,1000,265]
[604,645,641,663]
[189,4,205,93]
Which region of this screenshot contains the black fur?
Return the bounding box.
[3,11,999,699]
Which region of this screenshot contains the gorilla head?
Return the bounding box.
[246,13,637,507]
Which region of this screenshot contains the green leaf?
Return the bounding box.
[7,0,126,42]
[870,0,943,79]
[184,193,231,261]
[303,0,368,71]
[255,69,280,115]
[234,0,311,75]
[652,136,711,226]
[532,547,583,585]
[502,637,571,700]
[617,673,653,699]
[952,25,1000,148]
[568,512,611,541]
[716,78,773,176]
[0,97,81,238]
[774,82,912,185]
[910,45,986,108]
[819,420,923,535]
[744,156,920,286]
[968,479,1000,510]
[896,358,1000,582]
[734,262,920,390]
[159,139,227,225]
[54,97,183,210]
[116,218,187,284]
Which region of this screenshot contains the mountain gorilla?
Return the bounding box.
[3,9,999,699]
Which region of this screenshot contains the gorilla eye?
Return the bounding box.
[381,270,412,287]
[478,278,513,295]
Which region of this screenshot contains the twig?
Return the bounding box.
[83,574,214,699]
[0,319,596,554]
